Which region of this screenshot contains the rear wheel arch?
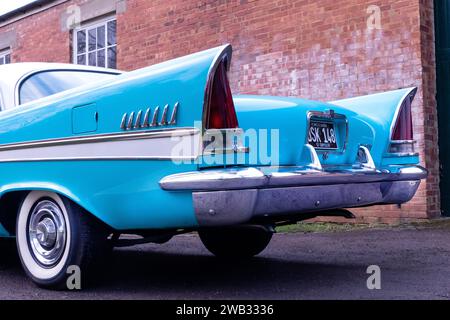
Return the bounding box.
[0,187,111,236]
[15,190,112,288]
[0,191,28,235]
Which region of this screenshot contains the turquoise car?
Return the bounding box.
[0,44,426,288]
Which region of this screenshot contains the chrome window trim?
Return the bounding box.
[0,86,4,111]
[14,68,120,107]
[306,110,349,154]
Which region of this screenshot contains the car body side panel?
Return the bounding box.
[0,45,227,144]
[0,160,198,231]
[234,88,418,168]
[0,223,8,237]
[0,45,420,233]
[234,95,375,166]
[0,46,233,233]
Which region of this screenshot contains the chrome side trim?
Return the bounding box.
[0,127,199,151]
[0,127,201,162]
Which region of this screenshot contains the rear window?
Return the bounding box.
[19,70,118,105]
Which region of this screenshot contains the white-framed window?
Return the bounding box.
[73,17,117,69]
[0,49,11,65]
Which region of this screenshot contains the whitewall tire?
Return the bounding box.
[16,191,110,289]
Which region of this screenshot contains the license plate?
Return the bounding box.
[307,120,338,149]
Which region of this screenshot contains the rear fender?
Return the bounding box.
[331,87,418,166]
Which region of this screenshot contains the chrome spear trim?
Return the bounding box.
[143,108,151,128]
[160,104,169,126]
[120,102,180,130]
[169,102,179,125]
[120,113,127,130]
[151,106,160,127]
[126,112,135,130]
[134,110,143,129]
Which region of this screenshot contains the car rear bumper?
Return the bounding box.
[159,165,427,227]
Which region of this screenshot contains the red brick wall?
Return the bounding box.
[1,4,71,63]
[0,0,439,223]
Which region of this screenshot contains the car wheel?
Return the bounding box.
[199,225,273,258]
[16,191,110,289]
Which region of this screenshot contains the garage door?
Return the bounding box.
[436,0,450,216]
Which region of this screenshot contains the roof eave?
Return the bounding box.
[0,0,57,24]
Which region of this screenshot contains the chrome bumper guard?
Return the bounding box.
[159,146,428,227]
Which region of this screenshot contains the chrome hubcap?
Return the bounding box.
[28,200,66,267]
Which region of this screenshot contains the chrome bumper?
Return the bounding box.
[159,165,427,227]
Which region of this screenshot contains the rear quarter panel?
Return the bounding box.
[0,45,232,231]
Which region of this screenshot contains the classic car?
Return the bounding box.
[0,44,427,288]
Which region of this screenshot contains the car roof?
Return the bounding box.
[0,63,122,110]
[0,62,121,85]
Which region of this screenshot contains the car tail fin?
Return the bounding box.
[331,87,418,156]
[204,57,238,130]
[201,45,247,162]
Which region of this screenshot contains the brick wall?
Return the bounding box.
[0,0,439,223]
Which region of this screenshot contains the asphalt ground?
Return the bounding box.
[0,221,449,299]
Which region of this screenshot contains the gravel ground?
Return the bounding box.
[0,221,449,300]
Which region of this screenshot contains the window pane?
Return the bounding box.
[88,51,96,66]
[5,54,11,64]
[77,30,86,54]
[107,20,116,46]
[19,71,118,105]
[0,57,3,65]
[77,54,86,65]
[88,28,96,51]
[107,46,116,69]
[97,25,105,49]
[97,49,105,67]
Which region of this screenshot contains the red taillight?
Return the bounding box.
[392,96,413,141]
[205,59,238,129]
